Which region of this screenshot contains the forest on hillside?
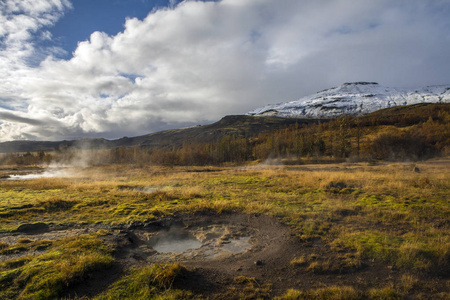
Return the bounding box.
[1,104,449,166]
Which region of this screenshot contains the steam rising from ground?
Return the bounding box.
[237,157,285,171]
[6,167,71,180]
[5,143,103,180]
[149,226,203,253]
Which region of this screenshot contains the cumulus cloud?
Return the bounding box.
[1,0,450,141]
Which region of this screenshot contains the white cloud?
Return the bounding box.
[1,0,450,141]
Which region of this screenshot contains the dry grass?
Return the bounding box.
[290,256,307,267]
[0,234,113,299]
[0,158,448,298]
[94,263,192,300]
[277,286,361,300]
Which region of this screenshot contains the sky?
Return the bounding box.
[1,0,450,142]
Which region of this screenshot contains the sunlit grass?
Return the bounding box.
[0,234,113,299]
[277,286,361,300]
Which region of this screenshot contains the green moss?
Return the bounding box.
[358,194,398,208]
[342,231,402,262]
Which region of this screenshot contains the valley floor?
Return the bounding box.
[0,158,449,299]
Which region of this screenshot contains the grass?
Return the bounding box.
[0,239,53,255]
[0,233,113,299]
[222,276,272,299]
[277,286,360,300]
[94,263,192,300]
[0,158,448,298]
[290,256,307,267]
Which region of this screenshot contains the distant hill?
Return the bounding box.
[247,82,450,118]
[0,115,315,153]
[1,102,449,154]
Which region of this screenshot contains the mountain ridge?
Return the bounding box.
[0,116,311,153]
[247,82,450,118]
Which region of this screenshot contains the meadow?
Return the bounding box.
[0,158,449,299]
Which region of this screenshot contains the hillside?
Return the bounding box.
[123,115,313,148]
[247,82,450,118]
[136,103,450,165]
[0,116,312,153]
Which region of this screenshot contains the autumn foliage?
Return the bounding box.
[101,104,450,166]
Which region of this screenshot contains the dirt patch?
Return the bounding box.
[132,219,256,262]
[0,227,99,262]
[101,213,300,297]
[0,227,97,246]
[131,213,292,266]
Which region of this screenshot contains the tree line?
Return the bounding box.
[1,105,449,166]
[130,113,449,166]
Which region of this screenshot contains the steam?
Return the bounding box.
[6,168,69,180]
[50,139,109,168]
[149,226,202,253]
[237,156,285,171]
[5,141,106,180]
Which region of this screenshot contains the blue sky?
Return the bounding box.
[48,0,173,57]
[1,0,450,141]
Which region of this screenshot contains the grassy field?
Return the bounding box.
[0,158,449,299]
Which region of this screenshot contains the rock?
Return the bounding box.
[325,181,348,191]
[14,222,49,233]
[255,260,264,266]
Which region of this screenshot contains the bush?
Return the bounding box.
[370,131,431,161]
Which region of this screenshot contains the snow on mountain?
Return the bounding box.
[247,82,450,119]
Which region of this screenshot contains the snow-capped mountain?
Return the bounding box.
[247,82,450,119]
